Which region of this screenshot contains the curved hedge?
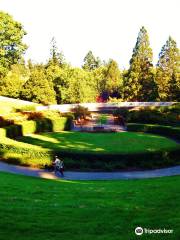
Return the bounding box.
[53,124,180,170]
[0,117,72,139]
[0,142,52,167]
[0,117,72,167]
[127,123,180,141]
[0,121,179,171]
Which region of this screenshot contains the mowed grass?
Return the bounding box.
[19,131,178,154]
[0,172,179,240]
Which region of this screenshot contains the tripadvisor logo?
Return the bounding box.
[135,226,173,235]
[135,227,143,235]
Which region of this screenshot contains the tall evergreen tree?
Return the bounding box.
[156,37,180,101]
[48,37,65,66]
[104,59,122,99]
[82,51,101,71]
[124,26,157,101]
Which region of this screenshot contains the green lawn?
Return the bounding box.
[19,131,178,154]
[0,96,39,114]
[0,172,179,240]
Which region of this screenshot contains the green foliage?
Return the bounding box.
[71,105,90,120]
[104,59,123,98]
[0,116,72,139]
[5,131,179,170]
[0,14,179,103]
[0,116,14,127]
[124,26,157,101]
[0,142,52,167]
[97,114,108,125]
[48,37,65,66]
[156,37,180,101]
[0,12,27,78]
[113,108,129,120]
[15,104,36,112]
[21,65,56,104]
[0,128,6,138]
[0,63,28,98]
[21,120,37,135]
[127,123,180,141]
[82,50,101,71]
[128,106,180,126]
[25,111,44,120]
[64,68,97,103]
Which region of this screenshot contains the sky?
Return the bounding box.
[0,0,179,68]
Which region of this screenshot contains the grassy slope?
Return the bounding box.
[0,96,39,114]
[19,131,178,154]
[0,172,179,240]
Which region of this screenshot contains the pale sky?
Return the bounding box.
[0,0,179,68]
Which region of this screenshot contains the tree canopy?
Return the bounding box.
[156,37,180,101]
[0,12,179,103]
[0,11,27,78]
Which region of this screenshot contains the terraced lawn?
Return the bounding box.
[19,131,178,154]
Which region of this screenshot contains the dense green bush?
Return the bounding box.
[0,143,52,167]
[0,116,14,127]
[127,123,180,141]
[0,128,6,138]
[128,107,180,126]
[71,105,90,120]
[26,111,44,120]
[5,125,23,138]
[52,148,180,171]
[21,121,37,135]
[0,117,72,139]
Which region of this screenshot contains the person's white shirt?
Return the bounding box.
[55,158,60,167]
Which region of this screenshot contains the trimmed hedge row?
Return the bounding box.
[127,123,180,141]
[0,121,179,170]
[0,143,52,167]
[0,117,71,139]
[1,141,179,170]
[52,148,180,171]
[127,105,180,126]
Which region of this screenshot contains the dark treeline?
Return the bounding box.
[0,12,179,104]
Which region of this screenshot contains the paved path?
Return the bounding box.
[0,161,180,180]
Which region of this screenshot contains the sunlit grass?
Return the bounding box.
[19,131,178,154]
[0,172,179,240]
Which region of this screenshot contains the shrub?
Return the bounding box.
[51,118,71,132]
[21,121,37,135]
[26,111,44,120]
[43,110,61,119]
[113,108,129,119]
[0,116,14,127]
[127,123,180,141]
[5,125,23,138]
[128,108,179,126]
[0,116,72,139]
[0,142,53,168]
[97,114,107,125]
[15,105,36,112]
[71,105,90,120]
[0,128,6,138]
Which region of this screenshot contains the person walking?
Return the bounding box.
[54,155,60,174]
[59,159,64,177]
[54,156,64,177]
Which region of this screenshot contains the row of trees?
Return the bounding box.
[0,11,179,104]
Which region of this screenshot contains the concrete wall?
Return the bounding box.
[36,102,177,113]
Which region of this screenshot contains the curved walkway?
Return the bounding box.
[0,161,180,180]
